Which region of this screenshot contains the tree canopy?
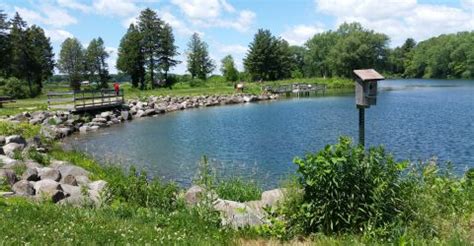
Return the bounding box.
[186,33,215,80]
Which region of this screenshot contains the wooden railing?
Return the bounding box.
[0,96,15,108]
[73,89,124,111]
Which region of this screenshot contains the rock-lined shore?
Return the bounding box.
[3,93,279,139]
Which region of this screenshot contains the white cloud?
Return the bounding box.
[281,24,325,45]
[44,29,74,43]
[57,0,92,13]
[106,46,118,74]
[217,44,247,54]
[93,0,139,17]
[171,0,256,32]
[315,0,474,46]
[15,6,77,28]
[160,10,196,36]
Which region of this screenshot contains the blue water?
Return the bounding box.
[65,79,474,187]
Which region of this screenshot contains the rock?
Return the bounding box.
[0,191,14,197]
[0,136,6,146]
[37,167,61,181]
[92,117,107,123]
[89,126,100,131]
[5,135,26,146]
[260,188,285,207]
[79,125,90,133]
[213,199,264,228]
[88,180,108,206]
[144,108,156,116]
[62,175,78,186]
[100,111,111,119]
[59,184,92,207]
[22,168,40,181]
[243,95,257,103]
[75,175,90,186]
[121,111,131,120]
[88,180,107,192]
[3,143,23,158]
[0,155,19,167]
[40,126,60,140]
[135,110,145,118]
[50,163,89,181]
[12,180,35,196]
[184,185,206,205]
[34,179,66,203]
[0,169,18,186]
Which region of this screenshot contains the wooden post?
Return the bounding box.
[359,107,365,147]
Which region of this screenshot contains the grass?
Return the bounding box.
[1,77,353,116]
[0,121,41,138]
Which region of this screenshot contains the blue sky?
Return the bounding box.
[1,0,473,74]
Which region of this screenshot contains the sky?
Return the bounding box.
[1,0,473,74]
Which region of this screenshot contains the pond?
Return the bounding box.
[64,79,474,187]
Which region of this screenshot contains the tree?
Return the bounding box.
[158,23,179,86]
[186,33,214,80]
[244,29,292,81]
[85,37,110,88]
[0,10,10,76]
[304,31,338,77]
[220,55,239,82]
[289,45,306,78]
[137,8,163,88]
[8,13,28,86]
[25,25,54,91]
[58,37,84,90]
[117,24,145,89]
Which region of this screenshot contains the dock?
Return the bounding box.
[262,83,327,97]
[47,89,124,113]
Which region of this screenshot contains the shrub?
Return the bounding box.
[3,77,37,99]
[293,137,407,234]
[215,177,262,202]
[0,121,41,139]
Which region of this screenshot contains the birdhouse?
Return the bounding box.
[353,69,384,108]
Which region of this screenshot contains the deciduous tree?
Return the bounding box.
[58,37,85,90]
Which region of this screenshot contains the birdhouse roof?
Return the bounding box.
[353,69,385,81]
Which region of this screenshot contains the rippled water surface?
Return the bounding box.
[65,79,474,187]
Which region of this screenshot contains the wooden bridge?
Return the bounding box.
[263,83,327,97]
[47,89,124,113]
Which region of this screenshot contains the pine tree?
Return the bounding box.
[220,55,238,82]
[186,33,214,80]
[0,10,10,76]
[25,25,54,92]
[158,23,179,86]
[117,24,145,89]
[58,37,85,90]
[137,8,163,88]
[9,13,28,82]
[85,37,110,88]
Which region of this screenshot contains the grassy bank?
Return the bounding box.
[0,77,352,116]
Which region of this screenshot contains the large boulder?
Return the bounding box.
[3,143,24,158]
[0,136,6,146]
[135,110,145,118]
[62,175,78,186]
[0,169,18,186]
[34,179,66,203]
[22,168,40,181]
[260,188,285,207]
[12,180,35,196]
[59,184,92,207]
[0,155,19,167]
[184,185,206,205]
[121,111,131,121]
[50,162,89,182]
[37,167,61,181]
[5,135,27,145]
[213,199,264,228]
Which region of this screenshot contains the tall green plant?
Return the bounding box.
[294,137,407,234]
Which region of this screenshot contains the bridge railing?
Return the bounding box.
[73,89,124,111]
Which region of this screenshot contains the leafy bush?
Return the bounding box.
[28,149,51,166]
[293,137,407,234]
[3,77,34,99]
[0,121,41,138]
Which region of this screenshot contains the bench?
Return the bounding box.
[0,96,15,108]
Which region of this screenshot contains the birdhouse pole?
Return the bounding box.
[353,69,384,147]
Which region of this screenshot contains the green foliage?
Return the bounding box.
[58,37,85,90]
[27,148,51,166]
[3,77,31,99]
[0,121,40,138]
[85,37,110,89]
[215,177,262,202]
[293,137,408,234]
[244,29,292,81]
[187,33,215,80]
[117,24,146,89]
[220,55,239,82]
[0,177,11,191]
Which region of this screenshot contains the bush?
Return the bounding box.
[0,121,41,139]
[215,177,262,202]
[3,77,37,99]
[293,137,407,234]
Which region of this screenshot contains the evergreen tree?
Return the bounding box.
[186,33,214,80]
[220,55,239,82]
[58,37,85,90]
[117,24,145,89]
[25,25,54,91]
[9,13,28,82]
[289,45,306,78]
[85,37,110,88]
[0,10,10,76]
[137,8,163,88]
[158,23,179,86]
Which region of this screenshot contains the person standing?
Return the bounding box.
[113,82,120,96]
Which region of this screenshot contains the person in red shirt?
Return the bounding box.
[113,82,120,95]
